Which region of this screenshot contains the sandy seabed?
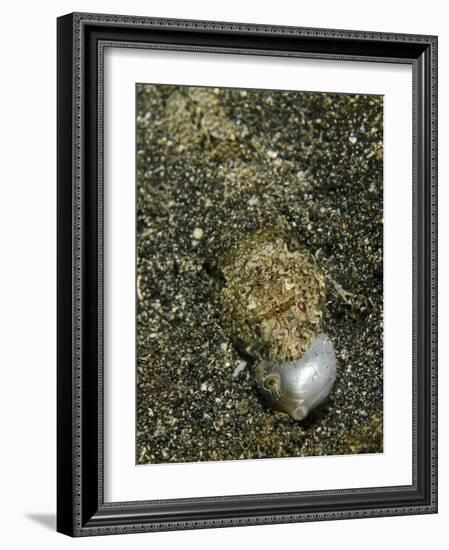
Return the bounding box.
[135,84,383,464]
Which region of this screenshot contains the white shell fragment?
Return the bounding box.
[232,360,247,378]
[192,227,204,240]
[255,333,337,421]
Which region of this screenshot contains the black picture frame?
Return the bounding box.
[57,12,438,536]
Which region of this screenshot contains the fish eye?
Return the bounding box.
[264,376,278,390]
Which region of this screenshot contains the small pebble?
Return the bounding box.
[192,227,204,240]
[232,360,247,377]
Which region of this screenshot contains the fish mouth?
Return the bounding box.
[290,405,308,421]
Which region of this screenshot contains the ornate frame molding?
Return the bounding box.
[57,12,437,536]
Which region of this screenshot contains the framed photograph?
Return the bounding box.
[57,12,438,536]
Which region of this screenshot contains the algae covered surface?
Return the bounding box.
[136,84,383,464]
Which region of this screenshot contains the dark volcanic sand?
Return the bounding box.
[136,84,383,464]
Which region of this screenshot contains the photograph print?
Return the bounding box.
[135,83,384,465]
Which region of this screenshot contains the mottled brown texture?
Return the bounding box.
[221,230,326,362]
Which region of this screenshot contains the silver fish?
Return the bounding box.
[255,333,337,420]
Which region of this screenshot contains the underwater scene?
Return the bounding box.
[136,84,383,464]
